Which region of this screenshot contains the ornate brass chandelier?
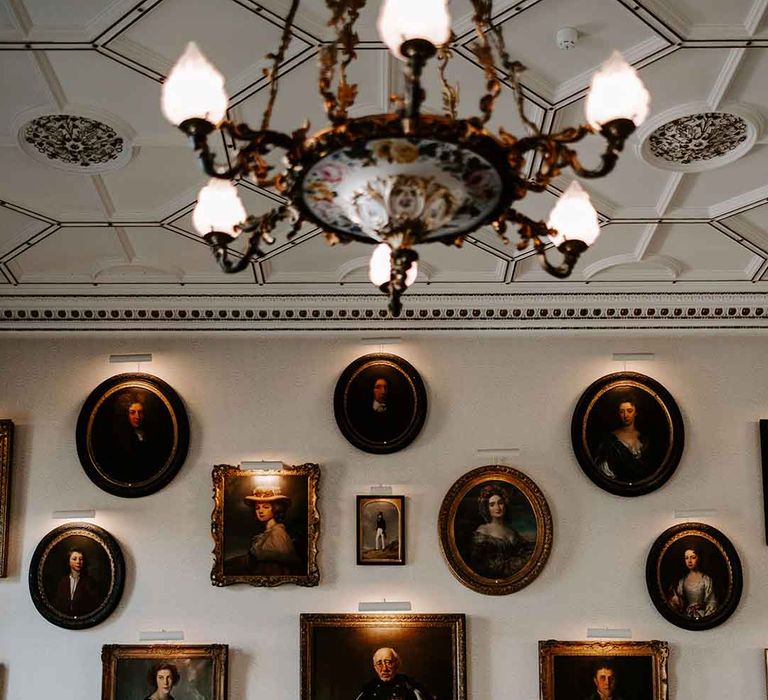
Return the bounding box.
[162,0,650,316]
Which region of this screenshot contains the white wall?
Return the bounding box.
[0,333,766,699]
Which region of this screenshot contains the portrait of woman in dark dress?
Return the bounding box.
[469,484,524,579]
[593,391,650,483]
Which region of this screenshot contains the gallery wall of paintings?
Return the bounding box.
[0,333,766,699]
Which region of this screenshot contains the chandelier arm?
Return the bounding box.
[437,41,459,120]
[334,1,364,118]
[203,206,289,274]
[534,238,589,279]
[260,0,301,131]
[468,0,501,125]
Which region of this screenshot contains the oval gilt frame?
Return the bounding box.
[76,372,190,497]
[333,353,427,454]
[28,522,125,630]
[571,372,684,497]
[438,465,553,595]
[645,522,742,631]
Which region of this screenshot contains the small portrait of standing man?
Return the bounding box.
[356,647,435,700]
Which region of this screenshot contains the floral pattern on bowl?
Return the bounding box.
[302,138,502,241]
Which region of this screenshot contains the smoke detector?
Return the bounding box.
[556,27,578,50]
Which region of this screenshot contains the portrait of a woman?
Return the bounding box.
[469,484,524,579]
[593,391,650,482]
[144,663,180,700]
[52,547,101,617]
[243,488,301,575]
[666,546,717,620]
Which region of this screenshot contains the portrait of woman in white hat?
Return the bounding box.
[241,487,301,575]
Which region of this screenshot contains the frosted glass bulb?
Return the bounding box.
[192,180,246,237]
[162,42,228,125]
[369,243,392,286]
[585,50,650,130]
[368,244,419,287]
[378,0,451,59]
[546,181,601,247]
[404,259,418,287]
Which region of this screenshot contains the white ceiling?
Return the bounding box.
[2,0,768,331]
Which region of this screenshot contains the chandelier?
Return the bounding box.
[161,0,650,316]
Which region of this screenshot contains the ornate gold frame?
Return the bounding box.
[210,462,320,587]
[101,644,228,700]
[0,420,13,577]
[438,464,553,595]
[539,640,669,700]
[300,613,466,700]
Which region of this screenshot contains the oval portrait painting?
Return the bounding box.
[29,522,125,630]
[334,353,427,454]
[571,372,684,496]
[76,372,190,497]
[645,522,742,631]
[438,465,553,595]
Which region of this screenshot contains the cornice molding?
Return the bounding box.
[0,292,767,332]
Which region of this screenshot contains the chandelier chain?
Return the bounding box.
[260,0,301,131]
[437,41,459,120]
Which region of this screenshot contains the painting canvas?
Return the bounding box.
[334,353,427,454]
[101,644,227,700]
[301,614,466,700]
[0,420,13,577]
[357,495,405,565]
[211,463,320,587]
[571,372,684,496]
[76,372,190,497]
[438,464,552,595]
[29,522,125,630]
[646,522,742,630]
[539,640,669,700]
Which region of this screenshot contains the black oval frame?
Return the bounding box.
[333,353,427,454]
[645,522,742,631]
[571,371,684,497]
[76,372,190,497]
[28,522,125,630]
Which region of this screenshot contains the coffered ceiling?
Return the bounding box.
[2,0,768,331]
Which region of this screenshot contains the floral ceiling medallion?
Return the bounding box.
[16,108,136,173]
[637,104,761,173]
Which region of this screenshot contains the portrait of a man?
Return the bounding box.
[356,647,434,700]
[334,354,427,454]
[539,641,668,700]
[357,496,405,565]
[29,522,125,630]
[42,534,110,619]
[76,373,189,497]
[301,614,466,700]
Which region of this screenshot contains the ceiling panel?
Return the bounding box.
[1,0,768,321]
[0,147,106,218]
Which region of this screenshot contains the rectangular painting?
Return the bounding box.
[356,495,405,565]
[539,640,669,700]
[101,644,227,700]
[301,613,466,700]
[211,462,320,587]
[0,420,13,578]
[760,420,768,544]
